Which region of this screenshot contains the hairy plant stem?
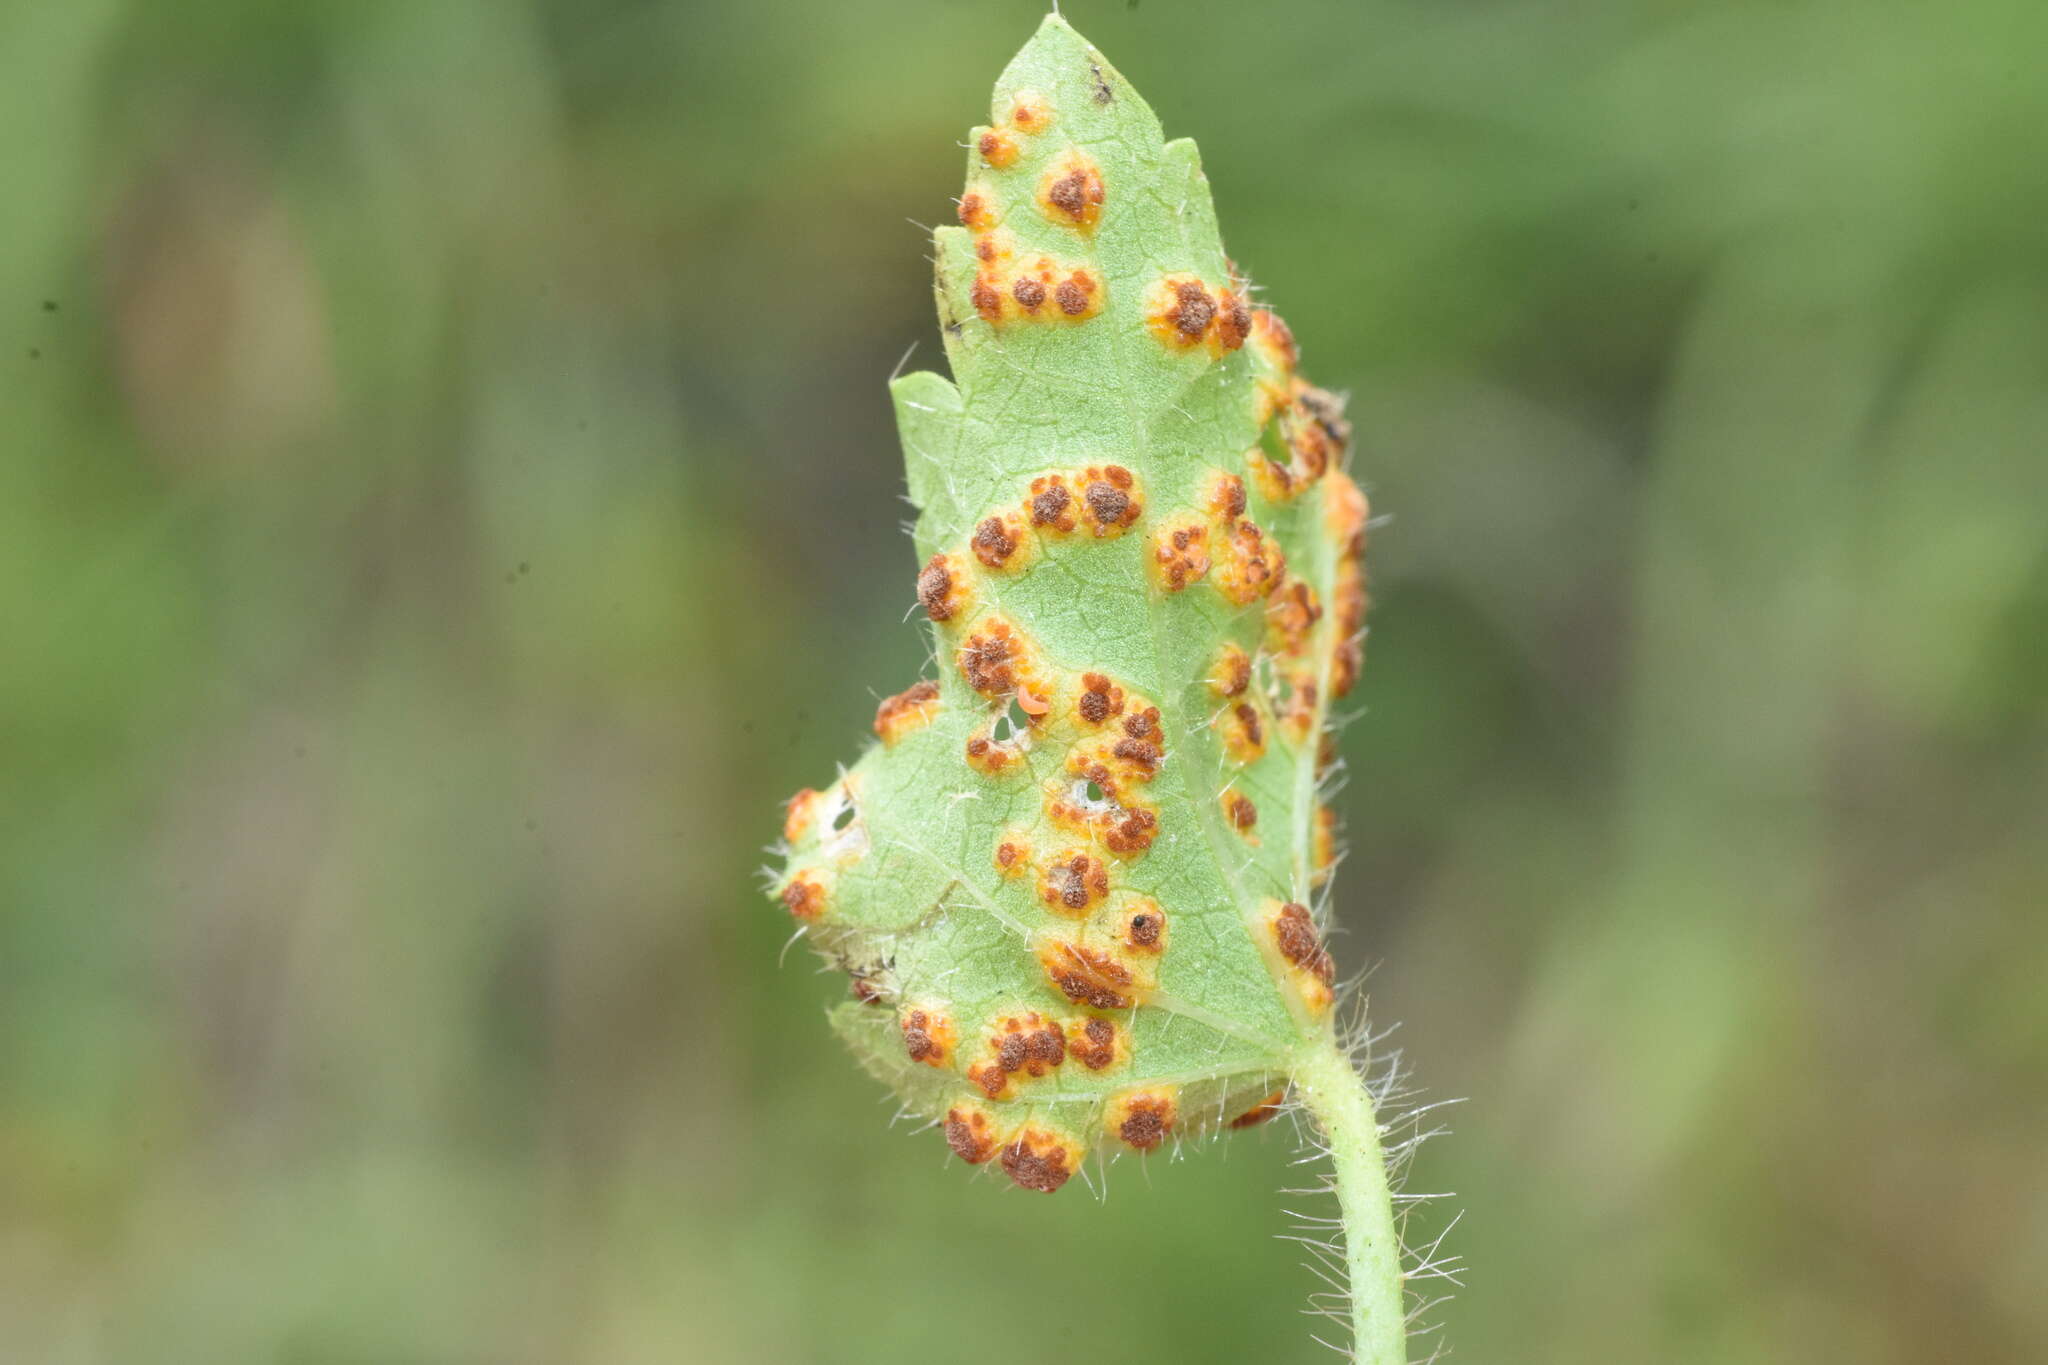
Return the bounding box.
[1292,1030,1405,1365]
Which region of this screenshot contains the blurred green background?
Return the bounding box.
[5,0,2045,1361]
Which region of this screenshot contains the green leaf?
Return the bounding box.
[773,12,1368,1197]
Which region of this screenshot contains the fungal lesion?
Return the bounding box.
[874,679,942,746]
[998,1123,1084,1193]
[917,552,972,623]
[1036,936,1140,1010]
[1145,274,1250,357]
[1107,1087,1179,1152]
[1212,515,1285,605]
[1266,576,1324,659]
[1022,466,1140,539]
[1149,515,1210,592]
[1221,789,1260,842]
[1214,696,1268,765]
[1040,847,1110,916]
[899,1004,958,1067]
[965,1010,1069,1100]
[956,615,1051,713]
[969,509,1033,571]
[1261,899,1336,1015]
[945,1101,1005,1165]
[1037,150,1104,232]
[972,252,1103,326]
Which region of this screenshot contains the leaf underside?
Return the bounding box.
[772,14,1368,1194]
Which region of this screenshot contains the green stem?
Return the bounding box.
[1291,1030,1406,1365]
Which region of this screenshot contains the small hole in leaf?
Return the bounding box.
[1085,780,1105,803]
[831,800,856,832]
[992,698,1026,744]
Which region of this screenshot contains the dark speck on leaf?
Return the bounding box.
[42,300,57,313]
[1091,63,1114,103]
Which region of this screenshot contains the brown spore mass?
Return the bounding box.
[1225,792,1258,831]
[916,555,957,622]
[1084,480,1129,528]
[1229,1090,1287,1128]
[901,1008,953,1066]
[1273,901,1336,985]
[1029,481,1074,529]
[1040,940,1136,1010]
[780,875,826,920]
[1068,1017,1118,1070]
[1042,850,1109,913]
[1171,281,1215,339]
[873,679,941,745]
[999,1128,1076,1193]
[971,515,1020,568]
[945,1106,1000,1164]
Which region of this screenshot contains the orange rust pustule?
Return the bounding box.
[1313,804,1339,885]
[779,874,827,921]
[977,129,1019,169]
[1122,901,1168,954]
[1214,290,1252,352]
[1251,308,1299,371]
[1054,271,1098,317]
[1066,1015,1120,1071]
[1325,468,1372,561]
[1229,1089,1288,1128]
[965,732,1019,775]
[1078,464,1140,536]
[970,512,1029,570]
[1010,92,1052,133]
[1286,381,1352,480]
[994,834,1034,878]
[1208,642,1253,698]
[1045,779,1161,857]
[999,1126,1081,1193]
[1213,517,1284,605]
[1041,849,1110,915]
[1151,276,1217,348]
[917,553,969,623]
[874,679,942,746]
[957,190,997,230]
[1245,444,1298,504]
[957,616,1031,699]
[1223,790,1259,834]
[1205,470,1249,521]
[1278,669,1321,745]
[1026,476,1077,533]
[1216,698,1267,764]
[1101,805,1160,855]
[1037,153,1104,231]
[1272,902,1336,986]
[1150,517,1210,592]
[1110,1089,1179,1152]
[1267,576,1324,658]
[967,1011,1068,1100]
[984,259,1102,327]
[782,787,824,844]
[945,1103,1003,1164]
[994,1012,1067,1077]
[1076,671,1126,726]
[1111,706,1163,771]
[900,1007,956,1067]
[1039,940,1137,1010]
